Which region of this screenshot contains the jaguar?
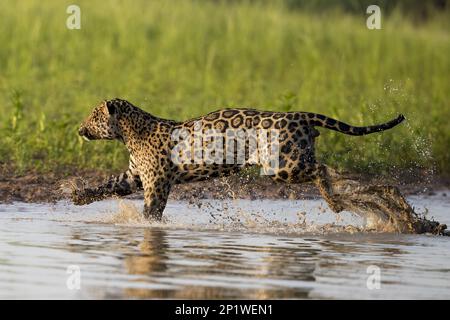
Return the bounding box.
[74,98,405,220]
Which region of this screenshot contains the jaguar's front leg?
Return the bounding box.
[72,168,142,205]
[141,171,172,221]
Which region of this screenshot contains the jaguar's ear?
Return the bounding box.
[104,101,117,115]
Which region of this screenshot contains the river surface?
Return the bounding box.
[0,192,449,299]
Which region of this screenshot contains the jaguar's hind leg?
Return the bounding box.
[269,161,345,213]
[309,164,345,213]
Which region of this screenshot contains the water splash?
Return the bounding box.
[93,196,362,236]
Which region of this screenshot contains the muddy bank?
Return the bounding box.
[0,167,449,204]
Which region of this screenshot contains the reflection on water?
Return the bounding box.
[0,195,449,299]
[121,229,319,299]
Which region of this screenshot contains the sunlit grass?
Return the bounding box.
[0,0,448,176]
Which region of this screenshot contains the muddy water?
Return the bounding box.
[0,193,449,299]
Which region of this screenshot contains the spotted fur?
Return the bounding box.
[75,98,405,220]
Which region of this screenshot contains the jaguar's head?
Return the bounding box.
[78,100,122,141]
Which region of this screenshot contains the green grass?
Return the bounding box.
[0,0,449,177]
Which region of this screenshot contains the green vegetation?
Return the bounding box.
[0,0,449,176]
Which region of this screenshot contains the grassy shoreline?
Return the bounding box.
[0,0,449,176]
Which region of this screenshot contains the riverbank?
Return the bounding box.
[1,167,448,204]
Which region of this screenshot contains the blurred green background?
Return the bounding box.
[0,0,448,178]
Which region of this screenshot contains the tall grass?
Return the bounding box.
[0,0,449,177]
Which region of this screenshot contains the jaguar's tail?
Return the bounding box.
[303,113,405,136]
